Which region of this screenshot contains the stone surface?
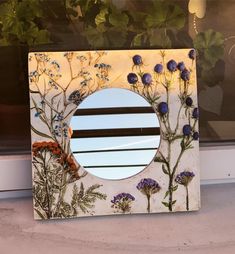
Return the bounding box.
[0,183,235,254]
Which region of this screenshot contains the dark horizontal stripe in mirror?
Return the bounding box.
[83,164,148,168]
[73,147,158,154]
[71,127,160,138]
[73,107,155,116]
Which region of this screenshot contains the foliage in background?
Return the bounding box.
[0,0,50,45]
[0,0,225,87]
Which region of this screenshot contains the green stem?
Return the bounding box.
[174,103,183,134]
[53,171,67,217]
[168,176,173,212]
[168,146,185,211]
[186,185,189,211]
[147,195,151,213]
[42,157,52,219]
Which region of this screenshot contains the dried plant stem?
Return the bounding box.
[147,195,151,213]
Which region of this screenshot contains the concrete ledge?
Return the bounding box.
[0,183,235,254]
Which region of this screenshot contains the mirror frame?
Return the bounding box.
[29,49,200,220]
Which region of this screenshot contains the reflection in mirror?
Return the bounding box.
[70,88,160,180]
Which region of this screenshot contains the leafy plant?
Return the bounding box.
[194,29,224,83]
[30,52,107,219]
[0,0,50,45]
[76,0,186,48]
[0,0,226,91]
[194,29,224,69]
[72,183,107,215]
[126,50,199,211]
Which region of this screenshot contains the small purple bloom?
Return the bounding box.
[167,60,177,72]
[127,73,138,84]
[176,170,195,210]
[111,192,135,213]
[177,62,185,71]
[137,178,161,195]
[34,112,41,117]
[133,55,142,65]
[189,49,196,60]
[55,112,64,121]
[141,73,152,85]
[180,69,190,81]
[137,178,161,213]
[193,132,199,140]
[158,102,168,115]
[183,124,192,136]
[192,108,199,119]
[154,64,163,74]
[185,97,193,107]
[68,90,84,105]
[175,171,195,186]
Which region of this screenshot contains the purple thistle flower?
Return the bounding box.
[185,97,193,107]
[141,73,152,86]
[167,60,177,72]
[158,102,168,115]
[175,171,195,186]
[183,124,192,136]
[193,132,199,140]
[177,62,185,71]
[192,107,199,119]
[180,69,190,81]
[133,55,142,65]
[127,73,138,84]
[189,49,196,60]
[154,64,163,74]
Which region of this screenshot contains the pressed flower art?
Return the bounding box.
[29,49,200,220]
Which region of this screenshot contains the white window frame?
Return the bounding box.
[0,145,235,198]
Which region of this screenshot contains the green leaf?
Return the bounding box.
[78,182,85,198]
[148,28,171,48]
[34,208,46,219]
[95,7,108,26]
[154,156,164,163]
[172,185,178,192]
[164,191,169,199]
[106,27,127,47]
[132,33,144,47]
[162,165,169,175]
[31,125,53,140]
[162,201,169,208]
[194,29,224,69]
[129,11,147,23]
[0,38,8,46]
[34,29,51,45]
[66,7,78,17]
[172,200,177,205]
[180,139,185,150]
[82,25,105,47]
[109,10,129,28]
[145,2,185,30]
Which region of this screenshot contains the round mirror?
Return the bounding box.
[70,88,160,180]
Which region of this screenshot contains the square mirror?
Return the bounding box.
[29,49,200,220]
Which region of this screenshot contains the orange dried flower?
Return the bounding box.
[32,141,62,157]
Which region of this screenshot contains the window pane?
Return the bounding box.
[0,0,234,154]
